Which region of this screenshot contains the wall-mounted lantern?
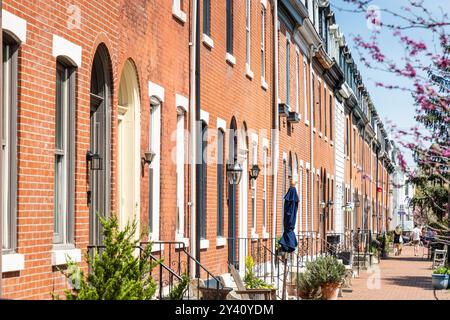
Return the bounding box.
[86,151,103,171]
[249,164,260,180]
[227,162,243,185]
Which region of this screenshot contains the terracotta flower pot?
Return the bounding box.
[320,283,340,300]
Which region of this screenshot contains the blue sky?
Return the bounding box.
[331,0,450,166]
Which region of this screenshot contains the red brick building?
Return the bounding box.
[0,0,394,299]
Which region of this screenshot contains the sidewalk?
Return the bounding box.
[341,246,450,300]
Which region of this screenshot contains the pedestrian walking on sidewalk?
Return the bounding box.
[411,225,422,257]
[393,226,403,256]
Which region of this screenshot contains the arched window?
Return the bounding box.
[217,128,225,237]
[2,32,19,251]
[200,121,208,240]
[54,57,77,245]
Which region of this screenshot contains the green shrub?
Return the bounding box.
[53,214,157,300]
[243,256,273,289]
[296,271,320,299]
[306,256,346,285]
[433,266,450,275]
[169,274,190,300]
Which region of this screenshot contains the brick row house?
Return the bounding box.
[0,0,394,299]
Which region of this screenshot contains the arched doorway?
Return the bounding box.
[238,123,248,273]
[89,44,112,245]
[117,60,140,233]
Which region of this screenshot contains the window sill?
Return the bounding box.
[51,247,81,266]
[151,242,165,253]
[324,137,328,142]
[319,132,323,138]
[245,64,254,80]
[172,7,187,23]
[216,237,227,247]
[200,239,210,250]
[2,253,25,273]
[175,236,190,249]
[226,53,236,66]
[262,232,270,239]
[251,233,259,241]
[202,34,214,49]
[313,128,317,133]
[305,120,309,126]
[261,77,268,90]
[330,141,334,146]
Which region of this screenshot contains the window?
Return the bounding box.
[217,129,224,237]
[203,0,211,36]
[286,39,290,108]
[176,109,186,239]
[261,5,266,79]
[54,60,76,245]
[312,73,315,128]
[295,50,300,114]
[299,165,303,232]
[149,99,161,240]
[306,169,310,231]
[262,147,268,232]
[318,81,322,133]
[324,87,327,137]
[245,0,251,67]
[346,118,349,156]
[251,142,257,234]
[282,159,287,231]
[353,128,356,160]
[226,0,234,54]
[329,95,333,141]
[2,35,18,252]
[303,60,308,121]
[200,122,208,239]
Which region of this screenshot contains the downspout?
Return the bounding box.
[309,45,315,234]
[189,0,199,278]
[194,0,201,278]
[271,0,279,247]
[0,4,3,297]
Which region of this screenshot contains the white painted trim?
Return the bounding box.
[226,53,236,65]
[250,132,259,144]
[200,239,210,250]
[262,232,270,239]
[262,138,269,150]
[52,35,82,67]
[216,237,227,247]
[172,5,187,23]
[51,248,81,266]
[151,243,165,253]
[286,32,291,42]
[175,236,190,249]
[300,160,304,167]
[217,117,227,131]
[261,77,268,90]
[200,109,209,125]
[245,64,254,80]
[260,0,267,8]
[306,162,310,169]
[148,81,165,102]
[176,94,189,113]
[202,33,214,49]
[1,253,25,273]
[282,152,287,161]
[2,10,27,44]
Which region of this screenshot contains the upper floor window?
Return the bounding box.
[203,0,211,36]
[2,34,19,252]
[217,129,225,237]
[54,60,76,245]
[295,50,300,114]
[245,0,251,67]
[286,38,291,108]
[329,95,333,141]
[303,60,308,122]
[261,5,266,79]
[226,0,234,54]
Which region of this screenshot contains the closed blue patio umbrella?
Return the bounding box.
[279,185,299,253]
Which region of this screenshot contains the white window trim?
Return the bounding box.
[200,239,210,250]
[1,253,25,273]
[295,47,300,114]
[2,10,27,44]
[52,35,82,67]
[226,53,236,66]
[217,117,227,132]
[261,76,268,90]
[175,108,186,240]
[251,135,258,237]
[216,236,227,247]
[303,58,309,124]
[51,248,81,266]
[246,63,254,80]
[202,33,214,49]
[172,0,187,23]
[200,109,209,125]
[245,0,251,68]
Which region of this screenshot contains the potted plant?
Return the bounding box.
[432,266,449,290]
[296,271,320,300]
[307,256,346,300]
[275,236,284,256]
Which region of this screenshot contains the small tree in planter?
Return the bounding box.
[53,215,157,300]
[432,266,449,290]
[307,256,346,300]
[296,271,321,300]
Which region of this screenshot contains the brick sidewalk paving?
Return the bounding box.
[340,246,450,300]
